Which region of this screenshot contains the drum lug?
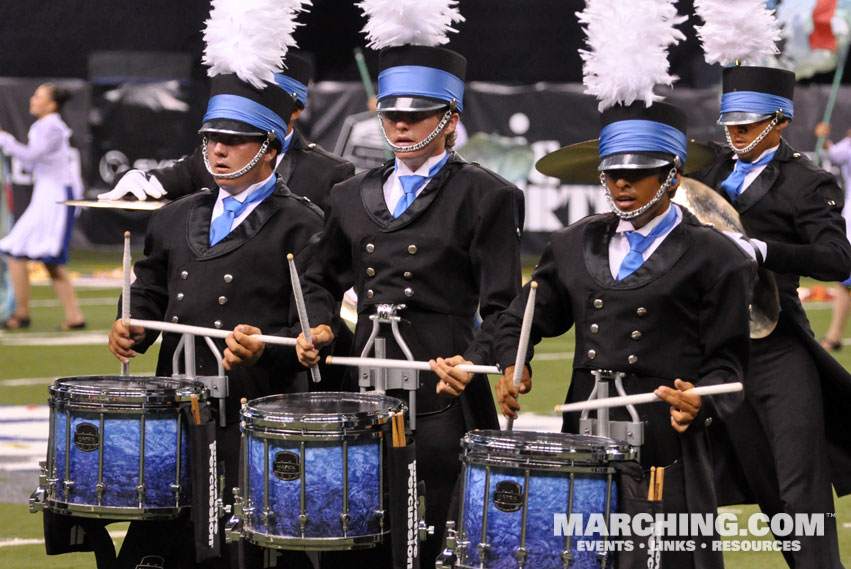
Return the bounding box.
[298,513,309,536]
[434,521,458,568]
[339,512,350,534]
[418,519,434,541]
[373,509,385,533]
[231,489,243,516]
[95,482,107,500]
[62,479,75,494]
[559,549,573,568]
[476,541,491,557]
[29,486,46,513]
[596,551,611,568]
[261,508,275,523]
[136,484,146,504]
[515,546,528,568]
[225,514,243,544]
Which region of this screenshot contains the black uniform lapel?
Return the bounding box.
[186,190,217,256]
[361,161,396,226]
[187,182,285,259]
[275,130,303,184]
[735,162,779,214]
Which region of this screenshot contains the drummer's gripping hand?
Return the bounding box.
[495,365,532,420]
[431,355,473,398]
[108,319,146,364]
[97,170,167,201]
[224,325,265,370]
[296,324,335,368]
[654,379,701,433]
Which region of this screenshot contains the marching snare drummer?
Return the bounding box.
[295,2,524,564]
[492,101,754,569]
[106,3,320,568]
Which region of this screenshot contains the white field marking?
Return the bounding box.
[30,297,117,307]
[843,522,851,529]
[0,530,127,548]
[0,377,55,386]
[0,332,110,346]
[497,412,562,432]
[718,507,744,515]
[532,352,574,361]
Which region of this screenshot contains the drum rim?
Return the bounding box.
[50,375,208,410]
[461,429,636,463]
[242,391,406,431]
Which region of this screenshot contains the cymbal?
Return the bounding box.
[535,139,718,184]
[60,199,167,211]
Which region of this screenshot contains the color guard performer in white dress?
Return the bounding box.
[0,83,85,330]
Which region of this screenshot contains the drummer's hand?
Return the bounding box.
[431,355,473,398]
[224,325,265,370]
[97,170,167,201]
[815,122,831,138]
[495,365,531,419]
[655,379,701,433]
[108,319,146,364]
[296,324,334,367]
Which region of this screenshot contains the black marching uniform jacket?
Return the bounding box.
[151,129,355,212]
[495,207,755,569]
[691,140,851,499]
[122,177,323,569]
[301,153,525,563]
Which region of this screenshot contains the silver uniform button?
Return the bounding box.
[214,320,223,329]
[628,355,638,365]
[366,289,374,299]
[631,330,642,341]
[176,293,184,301]
[366,267,375,277]
[366,243,375,253]
[704,417,713,427]
[404,287,414,297]
[407,244,417,255]
[172,316,179,323]
[590,324,599,334]
[636,307,647,317]
[828,199,837,206]
[792,152,801,158]
[218,296,228,305]
[180,270,189,280]
[403,271,413,280]
[593,299,603,309]
[587,349,597,360]
[224,274,233,283]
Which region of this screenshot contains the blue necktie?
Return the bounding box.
[720,149,777,200]
[616,206,679,281]
[209,178,277,246]
[392,153,451,218]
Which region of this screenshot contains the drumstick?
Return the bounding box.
[553,382,744,413]
[287,253,321,384]
[190,394,201,425]
[507,281,538,431]
[656,466,665,502]
[121,231,131,376]
[390,412,399,447]
[325,355,500,376]
[395,412,405,446]
[129,318,297,346]
[648,466,656,500]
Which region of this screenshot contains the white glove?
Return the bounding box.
[98,170,167,201]
[721,231,766,263]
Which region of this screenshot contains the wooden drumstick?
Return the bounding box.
[395,412,405,446]
[647,466,656,501]
[287,253,321,384]
[507,281,537,431]
[190,394,201,425]
[656,466,665,502]
[121,231,131,376]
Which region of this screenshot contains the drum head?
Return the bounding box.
[243,392,406,432]
[461,429,635,468]
[50,375,207,410]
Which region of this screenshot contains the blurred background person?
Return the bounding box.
[0,83,85,330]
[816,121,851,351]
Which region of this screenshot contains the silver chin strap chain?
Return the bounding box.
[378,109,453,153]
[201,135,271,180]
[724,114,779,155]
[601,166,678,220]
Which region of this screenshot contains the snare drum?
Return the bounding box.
[455,430,635,569]
[42,376,206,520]
[235,392,404,550]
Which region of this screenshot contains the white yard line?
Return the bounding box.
[0,530,127,548]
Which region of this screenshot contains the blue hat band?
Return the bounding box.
[273,73,308,107]
[378,65,465,112]
[599,119,688,163]
[203,94,289,142]
[720,91,794,120]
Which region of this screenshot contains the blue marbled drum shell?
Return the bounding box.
[245,435,381,539]
[461,464,618,569]
[51,410,190,509]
